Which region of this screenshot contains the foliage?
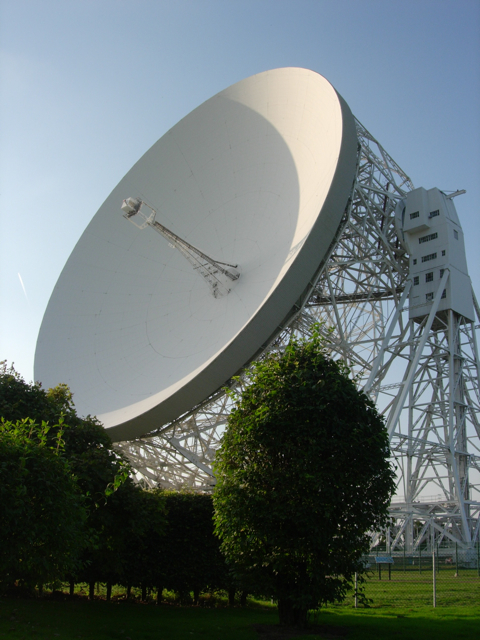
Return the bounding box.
[121,488,167,592]
[0,361,129,507]
[80,484,167,594]
[213,333,396,626]
[0,419,87,590]
[159,492,231,601]
[0,363,241,599]
[0,362,131,588]
[0,360,132,505]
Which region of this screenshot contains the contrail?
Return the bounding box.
[18,272,28,301]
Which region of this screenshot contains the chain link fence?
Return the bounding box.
[351,542,480,608]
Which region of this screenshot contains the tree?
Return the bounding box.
[213,333,396,626]
[0,419,86,591]
[0,361,130,508]
[158,492,230,603]
[101,485,166,601]
[0,362,128,495]
[0,362,131,591]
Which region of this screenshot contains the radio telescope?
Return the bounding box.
[35,68,480,550]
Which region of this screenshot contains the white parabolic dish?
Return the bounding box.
[35,68,358,442]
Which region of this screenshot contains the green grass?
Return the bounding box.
[0,599,274,640]
[339,569,480,608]
[0,596,479,640]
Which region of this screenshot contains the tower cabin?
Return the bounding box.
[395,187,474,324]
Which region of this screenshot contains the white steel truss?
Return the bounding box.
[115,118,480,547]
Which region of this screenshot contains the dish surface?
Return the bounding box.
[35,67,358,441]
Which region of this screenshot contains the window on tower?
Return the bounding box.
[419,232,438,244]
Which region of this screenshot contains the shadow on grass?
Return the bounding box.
[0,597,479,640]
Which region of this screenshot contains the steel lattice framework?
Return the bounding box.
[115,118,480,548]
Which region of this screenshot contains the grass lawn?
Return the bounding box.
[0,596,479,640]
[337,569,480,608]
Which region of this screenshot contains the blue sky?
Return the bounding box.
[1,0,479,382]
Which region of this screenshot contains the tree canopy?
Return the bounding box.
[158,492,231,602]
[213,333,396,626]
[0,361,130,508]
[0,419,86,590]
[0,362,131,590]
[0,363,232,600]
